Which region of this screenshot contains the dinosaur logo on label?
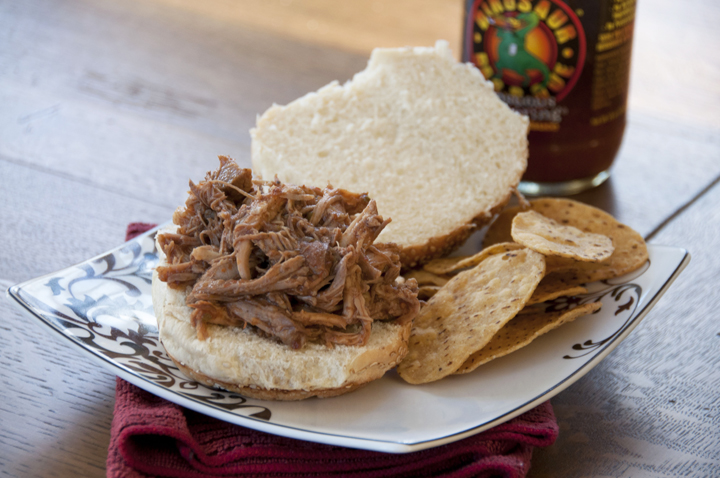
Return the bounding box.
[466,0,586,103]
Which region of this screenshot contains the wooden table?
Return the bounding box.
[1,0,718,476]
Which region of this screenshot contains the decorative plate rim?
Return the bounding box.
[6,225,690,453]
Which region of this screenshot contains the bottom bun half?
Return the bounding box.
[152,270,412,400]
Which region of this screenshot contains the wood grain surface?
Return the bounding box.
[1,0,719,477]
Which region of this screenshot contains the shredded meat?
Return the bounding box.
[156,156,419,349]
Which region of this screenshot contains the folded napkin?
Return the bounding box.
[107,223,559,478]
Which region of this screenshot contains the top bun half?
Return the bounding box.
[251,40,529,267]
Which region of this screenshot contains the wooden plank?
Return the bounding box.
[0,295,113,478]
[0,159,175,477]
[629,0,720,129]
[149,0,464,58]
[0,0,369,209]
[0,159,172,284]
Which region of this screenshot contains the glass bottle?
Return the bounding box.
[463,0,637,195]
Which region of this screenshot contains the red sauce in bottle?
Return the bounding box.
[463,0,636,194]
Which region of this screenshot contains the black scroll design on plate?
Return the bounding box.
[31,240,272,419]
[562,281,643,359]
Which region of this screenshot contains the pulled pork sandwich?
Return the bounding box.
[152,156,420,400]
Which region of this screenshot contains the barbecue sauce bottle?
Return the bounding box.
[462,0,636,195]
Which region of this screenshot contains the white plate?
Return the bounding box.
[7,226,689,453]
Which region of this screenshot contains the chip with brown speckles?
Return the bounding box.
[484,198,648,285]
[397,248,545,384]
[526,275,588,306]
[404,270,449,287]
[511,210,614,262]
[422,242,524,275]
[417,285,442,300]
[454,301,602,374]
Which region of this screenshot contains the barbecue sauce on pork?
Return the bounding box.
[157,156,419,349]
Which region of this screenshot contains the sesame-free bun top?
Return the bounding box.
[251,40,529,267]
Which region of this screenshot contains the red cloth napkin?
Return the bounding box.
[107,223,559,478]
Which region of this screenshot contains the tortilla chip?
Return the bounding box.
[404,270,449,287]
[455,301,602,373]
[417,285,441,300]
[422,242,524,275]
[397,248,545,384]
[421,256,469,276]
[484,203,523,245]
[484,198,648,285]
[511,210,614,262]
[526,275,588,305]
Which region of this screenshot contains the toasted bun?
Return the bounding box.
[152,254,412,400]
[251,40,529,267]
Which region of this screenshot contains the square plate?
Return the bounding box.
[7,226,689,453]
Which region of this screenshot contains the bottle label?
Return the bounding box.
[465,0,587,132]
[589,0,636,127]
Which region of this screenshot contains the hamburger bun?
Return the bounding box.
[251,40,529,267]
[153,226,413,400]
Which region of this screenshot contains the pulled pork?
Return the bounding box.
[156,156,419,349]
